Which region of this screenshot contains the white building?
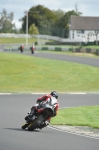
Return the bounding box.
[69,16,99,43]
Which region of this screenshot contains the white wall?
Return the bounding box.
[70,30,99,42]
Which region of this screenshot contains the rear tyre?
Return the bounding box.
[21,49,23,53]
[31,50,34,54]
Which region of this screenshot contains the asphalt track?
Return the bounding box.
[33,52,99,67]
[21,50,99,67]
[0,51,99,150]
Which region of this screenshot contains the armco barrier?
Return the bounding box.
[86,48,91,53]
[74,48,81,52]
[42,47,48,50]
[73,48,98,54]
[55,47,62,51]
[96,49,99,55]
[3,46,99,56]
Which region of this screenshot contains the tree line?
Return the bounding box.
[0,4,82,38]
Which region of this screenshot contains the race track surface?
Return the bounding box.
[0,94,99,150]
[33,52,99,67]
[0,51,99,150]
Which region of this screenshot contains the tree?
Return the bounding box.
[53,9,65,19]
[51,9,66,37]
[74,3,82,15]
[29,23,39,35]
[20,5,58,33]
[56,10,80,38]
[0,9,16,33]
[20,5,82,37]
[29,23,39,43]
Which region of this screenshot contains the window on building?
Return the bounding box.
[76,30,85,34]
[95,30,99,34]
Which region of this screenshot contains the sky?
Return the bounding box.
[0,0,99,29]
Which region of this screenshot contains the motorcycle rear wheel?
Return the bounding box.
[31,50,34,54]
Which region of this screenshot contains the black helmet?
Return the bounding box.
[50,91,58,99]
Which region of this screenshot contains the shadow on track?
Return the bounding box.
[4,128,40,132]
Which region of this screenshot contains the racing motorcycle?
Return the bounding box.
[21,101,54,131]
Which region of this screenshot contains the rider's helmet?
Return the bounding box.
[50,91,58,99]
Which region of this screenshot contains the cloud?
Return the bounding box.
[13,19,22,29]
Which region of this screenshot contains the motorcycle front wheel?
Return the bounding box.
[28,115,44,131]
[22,123,29,129]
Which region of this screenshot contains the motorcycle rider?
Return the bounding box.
[25,91,59,128]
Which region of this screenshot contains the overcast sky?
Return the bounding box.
[0,0,99,29]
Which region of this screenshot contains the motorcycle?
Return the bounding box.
[20,45,24,53]
[31,46,35,54]
[21,101,54,131]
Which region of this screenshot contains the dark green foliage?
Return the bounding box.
[55,47,62,51]
[20,5,81,37]
[42,47,48,50]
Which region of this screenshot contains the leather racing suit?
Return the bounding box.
[28,94,59,127]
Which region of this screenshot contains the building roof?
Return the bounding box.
[70,16,99,30]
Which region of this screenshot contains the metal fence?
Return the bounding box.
[0,33,81,43]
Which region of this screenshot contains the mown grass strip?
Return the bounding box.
[51,106,99,128]
[0,52,99,93]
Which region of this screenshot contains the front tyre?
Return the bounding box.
[22,123,28,129]
[28,115,44,131]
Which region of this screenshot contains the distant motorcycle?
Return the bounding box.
[31,45,35,54]
[22,101,54,131]
[20,44,24,52]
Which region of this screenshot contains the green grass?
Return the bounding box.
[0,51,99,129]
[51,106,99,128]
[0,37,50,45]
[0,37,37,44]
[80,45,99,49]
[0,52,99,93]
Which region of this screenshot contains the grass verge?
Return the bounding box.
[0,52,99,93]
[51,106,99,129]
[0,37,36,44]
[39,50,99,58]
[0,52,99,128]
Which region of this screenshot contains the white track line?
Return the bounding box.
[48,125,99,140]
